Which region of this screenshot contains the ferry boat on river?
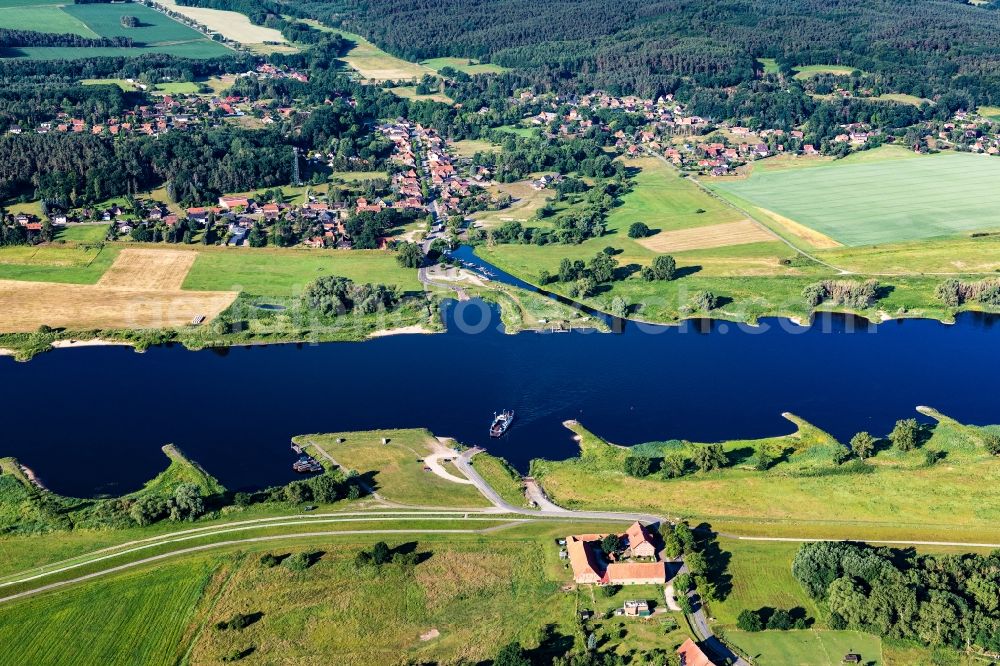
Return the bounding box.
[490,410,514,437]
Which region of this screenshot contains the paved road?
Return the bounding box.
[455,448,663,525]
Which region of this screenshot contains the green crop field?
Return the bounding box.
[181,247,423,297]
[0,3,96,36]
[713,151,1000,246]
[729,630,882,665]
[0,1,230,60]
[0,245,119,284]
[0,557,217,666]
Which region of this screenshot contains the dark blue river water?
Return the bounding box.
[1,298,999,497]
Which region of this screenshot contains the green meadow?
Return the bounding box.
[0,520,655,666]
[180,247,424,297]
[421,56,509,75]
[728,630,882,666]
[297,429,490,508]
[531,411,1000,543]
[477,156,761,284]
[713,151,1000,246]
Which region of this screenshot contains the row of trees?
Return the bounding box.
[803,279,881,309]
[936,278,1000,307]
[623,442,730,481]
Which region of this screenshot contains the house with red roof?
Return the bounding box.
[677,638,716,666]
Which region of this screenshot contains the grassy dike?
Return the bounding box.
[529,409,1000,543]
[0,426,675,665]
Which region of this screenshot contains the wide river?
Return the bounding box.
[2,291,999,497]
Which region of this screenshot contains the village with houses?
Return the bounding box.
[6,75,1000,255]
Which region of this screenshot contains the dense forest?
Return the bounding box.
[284,0,1000,103]
[793,541,1000,654]
[0,127,295,206]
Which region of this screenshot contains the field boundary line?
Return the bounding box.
[0,514,523,589]
[649,151,852,274]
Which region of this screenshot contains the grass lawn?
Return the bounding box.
[978,106,1000,121]
[758,58,780,74]
[55,224,109,243]
[136,445,225,498]
[472,179,554,228]
[81,77,137,91]
[188,534,579,665]
[728,630,882,665]
[531,412,1000,543]
[451,138,500,158]
[572,583,690,658]
[816,234,1000,274]
[495,123,540,138]
[0,556,218,666]
[333,170,389,183]
[876,93,930,106]
[712,150,1000,246]
[710,540,821,628]
[0,245,119,284]
[153,81,201,94]
[421,57,508,75]
[0,521,658,666]
[609,156,744,232]
[297,429,490,507]
[181,247,423,297]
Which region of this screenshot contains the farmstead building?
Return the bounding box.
[566,522,667,585]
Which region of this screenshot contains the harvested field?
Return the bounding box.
[97,249,197,290]
[0,280,236,332]
[636,220,774,252]
[156,0,292,50]
[0,249,235,332]
[757,208,841,249]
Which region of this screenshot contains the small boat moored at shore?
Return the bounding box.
[293,455,323,473]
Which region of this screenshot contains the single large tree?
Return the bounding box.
[691,443,727,472]
[850,431,876,459]
[889,418,920,451]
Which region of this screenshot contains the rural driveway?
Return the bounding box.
[455,448,663,524]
